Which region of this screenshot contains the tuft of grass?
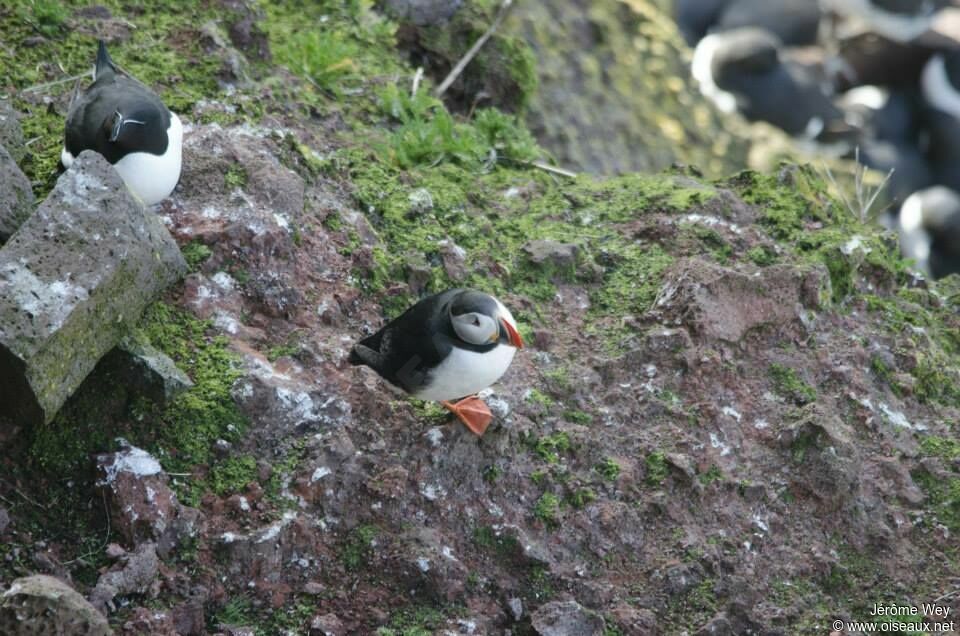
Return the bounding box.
[646,451,668,486]
[595,457,621,481]
[342,524,378,571]
[181,241,213,272]
[534,493,561,526]
[769,363,816,405]
[533,432,571,464]
[209,455,257,496]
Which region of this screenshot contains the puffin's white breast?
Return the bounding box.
[113,112,184,206]
[414,343,517,402]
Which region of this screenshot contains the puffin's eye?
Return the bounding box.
[472,317,480,327]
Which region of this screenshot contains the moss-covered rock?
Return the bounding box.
[0,151,186,427]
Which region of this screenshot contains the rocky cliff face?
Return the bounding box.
[1,1,959,635]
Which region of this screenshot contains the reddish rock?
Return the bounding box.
[95,442,201,556]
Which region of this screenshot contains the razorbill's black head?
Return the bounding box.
[349,288,524,435]
[693,28,851,143]
[899,186,960,278]
[716,0,823,46]
[62,40,183,206]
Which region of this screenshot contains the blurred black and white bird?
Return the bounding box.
[898,185,960,277]
[62,40,183,206]
[839,86,933,203]
[823,0,953,44]
[921,50,960,191]
[692,28,855,147]
[675,0,822,46]
[349,289,524,436]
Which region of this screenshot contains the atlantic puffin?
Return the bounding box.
[62,40,183,206]
[349,289,524,436]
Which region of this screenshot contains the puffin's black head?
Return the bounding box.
[99,106,169,157]
[448,290,524,349]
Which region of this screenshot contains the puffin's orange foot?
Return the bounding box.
[441,396,492,436]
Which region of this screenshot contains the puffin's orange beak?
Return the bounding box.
[500,318,524,349]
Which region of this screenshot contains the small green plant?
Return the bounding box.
[214,594,253,626]
[747,245,776,266]
[482,465,502,483]
[19,0,67,37]
[181,241,213,272]
[698,464,722,486]
[224,165,248,189]
[769,363,816,405]
[534,432,571,463]
[564,409,593,425]
[646,451,668,486]
[568,488,596,509]
[342,525,378,571]
[534,493,561,525]
[209,455,257,496]
[595,457,621,481]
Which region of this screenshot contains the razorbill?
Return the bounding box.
[898,186,960,278]
[693,28,853,144]
[62,40,183,206]
[350,289,524,436]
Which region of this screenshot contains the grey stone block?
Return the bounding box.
[0,143,34,244]
[0,150,187,426]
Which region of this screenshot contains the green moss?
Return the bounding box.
[376,605,449,636]
[181,241,213,272]
[747,245,777,266]
[595,457,621,481]
[266,0,401,102]
[646,451,668,486]
[214,594,254,626]
[730,167,830,241]
[698,464,722,486]
[913,354,960,407]
[473,525,520,558]
[919,436,960,460]
[136,303,246,492]
[342,524,378,571]
[769,363,816,405]
[533,492,561,526]
[533,431,571,463]
[224,165,248,190]
[526,388,554,407]
[568,487,596,509]
[913,469,960,532]
[209,455,257,496]
[564,409,593,425]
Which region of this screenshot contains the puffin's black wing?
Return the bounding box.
[349,289,462,393]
